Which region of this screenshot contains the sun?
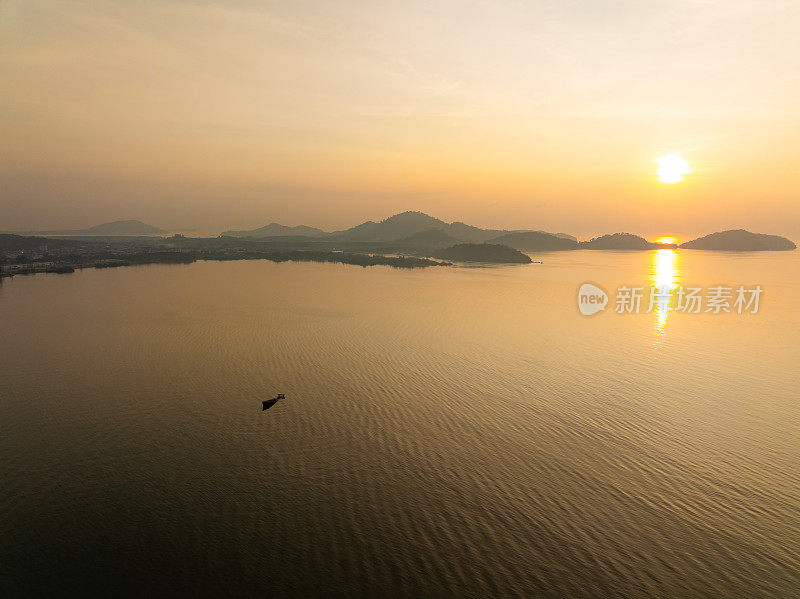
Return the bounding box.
[656,154,690,184]
[655,236,677,245]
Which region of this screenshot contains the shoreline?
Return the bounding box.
[0,250,451,279]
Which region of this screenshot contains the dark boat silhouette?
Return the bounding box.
[262,394,285,410]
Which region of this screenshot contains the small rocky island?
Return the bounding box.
[679,229,796,251]
[433,243,533,263]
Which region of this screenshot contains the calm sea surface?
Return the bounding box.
[1,250,798,598]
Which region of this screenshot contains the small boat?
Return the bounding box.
[262,394,285,410]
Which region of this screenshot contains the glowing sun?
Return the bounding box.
[656,154,690,184]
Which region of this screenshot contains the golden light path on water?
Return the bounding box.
[650,249,680,340]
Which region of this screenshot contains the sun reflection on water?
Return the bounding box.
[650,249,680,340]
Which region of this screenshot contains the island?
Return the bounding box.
[486,231,578,251]
[0,235,451,279]
[679,229,796,251]
[3,212,796,281]
[432,243,533,264]
[257,251,449,268]
[578,233,677,250]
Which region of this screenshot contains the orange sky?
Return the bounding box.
[1,0,799,240]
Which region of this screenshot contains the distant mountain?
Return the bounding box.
[10,220,166,237]
[578,233,670,250]
[221,223,327,238]
[330,219,380,241]
[550,232,578,242]
[332,211,449,242]
[488,231,578,251]
[331,210,573,244]
[396,228,460,247]
[447,221,505,242]
[679,229,796,251]
[433,243,533,264]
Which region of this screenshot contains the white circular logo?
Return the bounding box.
[578,283,608,316]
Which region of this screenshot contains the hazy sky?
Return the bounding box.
[1,0,799,239]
